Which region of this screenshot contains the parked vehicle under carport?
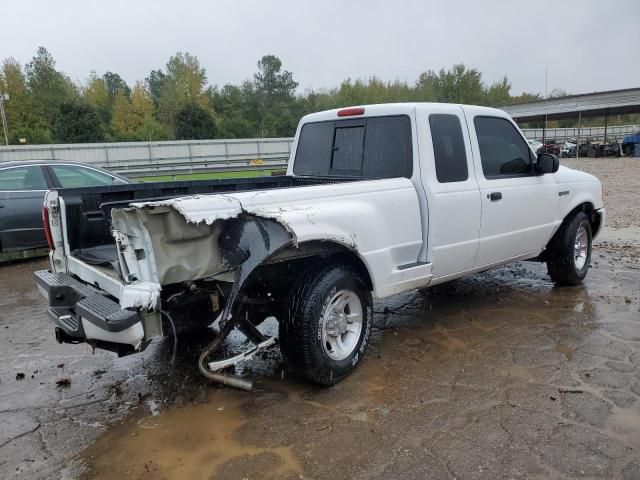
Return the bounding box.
[0,161,129,260]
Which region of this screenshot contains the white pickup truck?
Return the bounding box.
[35,103,604,388]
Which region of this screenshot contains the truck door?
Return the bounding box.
[468,114,558,267]
[417,106,481,278]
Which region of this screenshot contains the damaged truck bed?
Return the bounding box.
[35,103,604,388]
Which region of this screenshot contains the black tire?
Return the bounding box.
[546,211,592,286]
[623,145,634,156]
[587,148,597,158]
[279,263,372,385]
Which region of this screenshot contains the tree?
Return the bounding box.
[254,55,298,101]
[110,90,136,139]
[0,57,51,143]
[252,55,299,137]
[145,69,166,106]
[156,52,211,132]
[51,101,105,143]
[83,72,111,124]
[212,84,255,138]
[174,103,215,140]
[484,76,512,106]
[25,47,78,126]
[103,71,130,99]
[111,82,164,140]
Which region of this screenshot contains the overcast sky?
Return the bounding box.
[3,0,639,96]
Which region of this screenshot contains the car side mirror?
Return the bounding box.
[535,153,559,175]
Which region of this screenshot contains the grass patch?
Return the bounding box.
[138,169,279,182]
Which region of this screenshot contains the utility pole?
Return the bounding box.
[0,93,9,145]
[543,67,548,150]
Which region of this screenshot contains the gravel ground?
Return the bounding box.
[1,157,639,480]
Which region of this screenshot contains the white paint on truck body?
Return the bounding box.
[114,176,426,299]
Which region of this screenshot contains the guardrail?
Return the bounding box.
[521,125,638,142]
[0,138,294,179]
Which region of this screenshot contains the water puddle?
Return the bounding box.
[80,390,303,479]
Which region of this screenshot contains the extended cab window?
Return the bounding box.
[429,114,468,183]
[0,166,47,191]
[474,116,533,179]
[294,115,412,178]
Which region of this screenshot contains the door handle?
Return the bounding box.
[488,192,502,201]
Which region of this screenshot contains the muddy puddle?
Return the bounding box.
[81,389,303,479]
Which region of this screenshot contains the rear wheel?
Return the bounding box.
[279,263,372,385]
[546,211,592,286]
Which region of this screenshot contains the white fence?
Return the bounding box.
[521,125,638,142]
[0,138,294,179]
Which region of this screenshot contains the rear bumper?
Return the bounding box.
[34,270,144,351]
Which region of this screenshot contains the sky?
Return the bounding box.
[2,0,639,96]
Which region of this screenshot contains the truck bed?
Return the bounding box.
[56,175,354,274]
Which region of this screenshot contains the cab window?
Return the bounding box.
[294,115,413,178]
[474,116,533,179]
[0,166,47,191]
[429,114,468,183]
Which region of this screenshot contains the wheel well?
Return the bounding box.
[567,202,601,237]
[266,240,372,290]
[541,202,600,261]
[235,241,374,321]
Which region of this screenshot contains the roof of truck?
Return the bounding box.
[300,102,510,124]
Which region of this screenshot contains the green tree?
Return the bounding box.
[212,84,255,138]
[484,76,512,106]
[103,71,130,98]
[145,69,166,106]
[111,82,164,140]
[252,54,299,137]
[25,47,78,126]
[51,101,105,143]
[174,103,215,140]
[83,72,111,124]
[0,57,51,143]
[437,64,483,104]
[156,52,211,132]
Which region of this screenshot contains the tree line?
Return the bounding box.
[0,47,635,145]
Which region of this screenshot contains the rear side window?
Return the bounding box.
[474,116,533,178]
[0,166,47,191]
[429,114,468,183]
[50,165,119,188]
[294,115,412,178]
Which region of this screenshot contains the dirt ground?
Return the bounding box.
[1,158,639,480]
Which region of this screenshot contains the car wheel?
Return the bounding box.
[546,211,592,286]
[279,263,372,385]
[587,148,597,158]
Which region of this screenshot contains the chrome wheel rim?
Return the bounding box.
[321,289,363,361]
[574,224,589,270]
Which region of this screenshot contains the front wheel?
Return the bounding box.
[546,211,592,286]
[279,263,372,385]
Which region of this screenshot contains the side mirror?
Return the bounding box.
[535,153,559,175]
